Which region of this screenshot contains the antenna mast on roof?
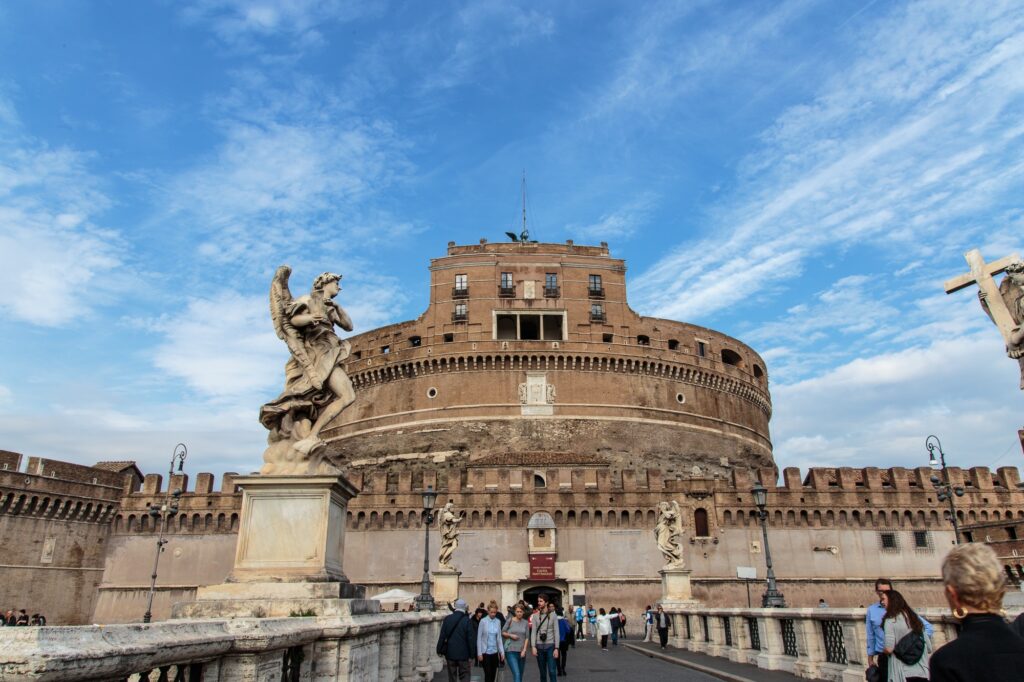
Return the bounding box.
[505,170,532,242]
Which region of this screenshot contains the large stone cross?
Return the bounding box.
[944,249,1022,341]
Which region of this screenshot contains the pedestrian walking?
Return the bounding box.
[436,599,476,682]
[587,603,597,639]
[880,590,931,682]
[530,593,560,682]
[574,603,585,640]
[502,604,529,682]
[616,607,627,639]
[653,604,671,649]
[643,605,654,642]
[930,543,1024,682]
[476,600,505,682]
[557,606,574,676]
[595,607,620,651]
[609,607,619,645]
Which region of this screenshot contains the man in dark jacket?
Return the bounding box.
[437,598,476,682]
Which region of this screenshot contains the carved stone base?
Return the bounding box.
[433,570,461,605]
[227,474,357,583]
[660,567,700,605]
[173,473,368,620]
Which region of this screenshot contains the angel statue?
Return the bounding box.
[979,261,1024,389]
[258,267,355,474]
[654,501,685,569]
[437,502,465,571]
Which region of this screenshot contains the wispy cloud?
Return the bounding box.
[567,192,658,242]
[180,0,372,52]
[0,101,127,327]
[418,1,555,92]
[631,1,1024,322]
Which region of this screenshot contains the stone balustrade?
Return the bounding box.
[0,610,444,682]
[659,605,1020,682]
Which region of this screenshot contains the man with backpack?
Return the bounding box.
[437,598,476,682]
[557,606,575,676]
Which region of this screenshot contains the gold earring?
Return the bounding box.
[952,607,967,619]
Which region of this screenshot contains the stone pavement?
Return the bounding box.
[625,641,806,682]
[431,634,807,681]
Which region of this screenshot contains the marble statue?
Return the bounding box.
[437,502,465,571]
[654,500,685,568]
[944,250,1024,390]
[259,267,356,474]
[980,261,1024,389]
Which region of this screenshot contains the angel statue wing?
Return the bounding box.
[269,265,322,390]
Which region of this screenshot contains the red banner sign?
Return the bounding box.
[529,553,556,580]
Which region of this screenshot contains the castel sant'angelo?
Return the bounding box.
[2,239,1023,625]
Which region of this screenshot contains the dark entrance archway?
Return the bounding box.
[522,585,562,609]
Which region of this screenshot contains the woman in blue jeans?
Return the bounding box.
[501,605,529,682]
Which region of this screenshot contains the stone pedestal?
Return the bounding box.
[659,566,699,605]
[432,570,461,605]
[173,474,375,620]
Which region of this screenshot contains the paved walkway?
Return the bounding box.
[432,635,805,681]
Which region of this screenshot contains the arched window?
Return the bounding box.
[694,508,710,537]
[721,349,743,367]
[534,473,546,489]
[753,364,764,379]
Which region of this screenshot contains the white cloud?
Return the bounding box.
[151,291,285,401]
[631,1,1024,323]
[567,193,658,242]
[0,384,11,407]
[771,331,1024,471]
[418,1,555,92]
[0,104,126,327]
[181,0,371,51]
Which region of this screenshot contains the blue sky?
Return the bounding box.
[1,0,1022,479]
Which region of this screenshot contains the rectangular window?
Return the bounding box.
[603,333,613,343]
[588,274,602,290]
[501,272,514,288]
[879,532,897,551]
[381,345,390,354]
[443,333,454,343]
[455,274,467,289]
[492,311,567,341]
[913,530,929,548]
[590,303,604,321]
[1008,526,1018,541]
[697,341,706,357]
[545,273,557,288]
[454,303,467,316]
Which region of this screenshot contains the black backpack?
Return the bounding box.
[893,629,926,665]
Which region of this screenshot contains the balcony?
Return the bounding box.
[452,287,469,299]
[588,287,605,299]
[451,312,468,323]
[590,312,606,323]
[498,285,516,298]
[544,286,560,298]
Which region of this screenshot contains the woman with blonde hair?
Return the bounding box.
[930,543,1024,681]
[475,600,505,682]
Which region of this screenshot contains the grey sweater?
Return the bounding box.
[530,611,560,649]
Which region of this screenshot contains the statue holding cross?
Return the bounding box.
[944,249,1024,389]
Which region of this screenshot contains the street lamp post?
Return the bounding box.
[751,483,787,608]
[926,435,965,544]
[142,443,188,624]
[415,485,438,611]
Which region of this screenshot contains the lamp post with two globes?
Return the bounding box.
[926,435,965,544]
[751,483,787,608]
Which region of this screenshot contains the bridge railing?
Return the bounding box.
[660,605,969,682]
[0,610,444,682]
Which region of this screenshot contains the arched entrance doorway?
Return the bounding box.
[522,584,564,609]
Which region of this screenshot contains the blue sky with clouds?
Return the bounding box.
[1,0,1022,478]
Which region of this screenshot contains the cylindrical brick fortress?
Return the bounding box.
[323,240,773,477]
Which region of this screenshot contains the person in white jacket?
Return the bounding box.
[595,607,620,651]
